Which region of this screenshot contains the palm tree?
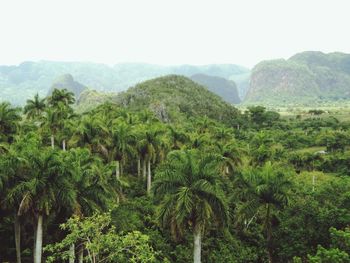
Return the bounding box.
[0,146,25,263]
[47,88,75,108]
[213,141,242,175]
[167,125,188,150]
[213,126,234,142]
[235,162,292,263]
[2,132,43,263]
[42,108,61,149]
[10,148,75,263]
[110,121,136,179]
[61,148,119,262]
[24,94,46,120]
[140,127,164,194]
[71,114,105,153]
[153,150,229,263]
[0,102,21,143]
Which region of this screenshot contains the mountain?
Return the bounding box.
[190,74,241,104]
[77,75,240,124]
[245,51,350,104]
[0,61,250,105]
[48,74,88,98]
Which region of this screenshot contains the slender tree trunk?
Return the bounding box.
[62,139,66,151]
[120,162,123,177]
[78,246,84,263]
[225,166,229,174]
[34,214,43,263]
[14,214,21,263]
[51,135,54,149]
[33,219,37,263]
[193,224,202,263]
[137,158,141,177]
[147,160,151,194]
[69,243,75,263]
[115,160,120,180]
[265,204,273,263]
[142,159,146,179]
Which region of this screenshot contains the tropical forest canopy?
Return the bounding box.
[1,74,350,263]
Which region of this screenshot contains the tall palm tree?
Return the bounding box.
[10,148,76,263]
[24,94,46,120]
[0,146,26,263]
[47,88,75,108]
[153,150,229,263]
[213,141,242,175]
[71,114,105,153]
[109,121,136,179]
[61,148,119,262]
[167,125,188,150]
[234,162,292,263]
[42,108,61,149]
[3,132,43,263]
[0,102,21,143]
[140,127,164,194]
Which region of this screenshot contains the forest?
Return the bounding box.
[1,89,350,263]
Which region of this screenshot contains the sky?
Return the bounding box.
[0,0,349,68]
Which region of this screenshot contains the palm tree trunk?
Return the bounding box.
[69,243,75,263]
[137,158,141,177]
[14,214,21,263]
[142,159,146,179]
[193,224,202,263]
[62,139,66,151]
[51,135,54,149]
[115,160,120,180]
[265,204,273,263]
[33,220,37,263]
[34,213,43,263]
[147,160,151,194]
[78,247,84,263]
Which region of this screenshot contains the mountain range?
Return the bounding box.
[0,61,248,105]
[1,51,350,106]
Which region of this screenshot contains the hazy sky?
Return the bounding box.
[1,0,349,68]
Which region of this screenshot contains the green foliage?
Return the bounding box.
[1,86,350,263]
[44,213,159,263]
[246,51,350,105]
[114,75,241,125]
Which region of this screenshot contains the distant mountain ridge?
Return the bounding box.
[190,74,241,104]
[245,51,350,104]
[48,74,88,98]
[0,61,250,105]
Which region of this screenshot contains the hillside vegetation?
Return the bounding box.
[111,75,240,123]
[245,51,350,105]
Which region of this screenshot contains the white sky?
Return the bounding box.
[0,0,349,68]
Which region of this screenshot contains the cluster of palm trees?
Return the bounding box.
[0,89,292,263]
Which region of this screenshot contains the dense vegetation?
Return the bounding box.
[246,51,350,105]
[1,81,350,262]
